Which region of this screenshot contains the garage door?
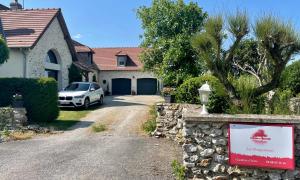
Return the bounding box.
[137,78,157,95]
[112,78,131,95]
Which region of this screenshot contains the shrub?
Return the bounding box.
[271,89,293,115]
[68,63,82,83]
[176,74,229,113]
[281,60,300,95]
[0,78,59,122]
[230,75,266,114]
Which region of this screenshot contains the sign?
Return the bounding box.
[229,124,294,170]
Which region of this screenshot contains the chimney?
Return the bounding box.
[10,0,22,10]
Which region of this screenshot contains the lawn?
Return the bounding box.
[41,109,91,131]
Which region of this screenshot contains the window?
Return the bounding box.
[117,56,127,67]
[46,50,58,64]
[45,69,58,81]
[65,83,90,91]
[94,83,100,90]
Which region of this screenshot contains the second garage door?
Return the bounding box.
[137,78,157,95]
[112,78,131,95]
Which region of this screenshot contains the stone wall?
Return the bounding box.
[152,103,200,143]
[155,103,300,179]
[0,107,27,130]
[183,113,300,180]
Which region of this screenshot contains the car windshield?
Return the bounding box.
[65,83,90,91]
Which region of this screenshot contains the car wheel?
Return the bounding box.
[84,98,90,109]
[99,96,103,105]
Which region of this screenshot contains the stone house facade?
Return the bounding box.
[0,6,77,89]
[93,47,161,95]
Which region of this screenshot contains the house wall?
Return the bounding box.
[0,17,73,90]
[99,70,161,94]
[26,17,73,89]
[0,49,24,78]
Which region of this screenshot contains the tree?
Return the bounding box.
[281,60,300,95]
[0,36,9,65]
[68,63,82,83]
[192,12,300,103]
[137,0,207,86]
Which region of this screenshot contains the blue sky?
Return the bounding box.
[2,0,300,48]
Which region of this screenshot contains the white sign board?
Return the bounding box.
[229,124,294,170]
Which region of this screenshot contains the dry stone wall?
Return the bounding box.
[0,107,27,130]
[152,103,200,143]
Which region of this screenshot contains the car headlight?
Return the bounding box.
[74,95,85,98]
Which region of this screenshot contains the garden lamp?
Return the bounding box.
[198,81,211,115]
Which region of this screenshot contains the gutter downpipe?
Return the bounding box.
[21,48,27,78]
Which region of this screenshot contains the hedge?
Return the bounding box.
[176,74,229,113]
[0,78,59,122]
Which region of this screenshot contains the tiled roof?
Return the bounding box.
[93,47,144,71]
[0,4,9,10]
[73,40,94,53]
[0,8,59,48]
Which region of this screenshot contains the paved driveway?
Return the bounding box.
[0,96,182,180]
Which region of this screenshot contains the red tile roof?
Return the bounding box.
[73,40,94,53]
[0,8,59,48]
[93,47,145,71]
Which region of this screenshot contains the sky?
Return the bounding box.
[2,0,300,48]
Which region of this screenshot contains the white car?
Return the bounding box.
[58,82,104,109]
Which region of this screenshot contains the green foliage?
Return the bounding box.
[0,78,59,122]
[281,60,300,95]
[143,105,157,134]
[92,123,106,133]
[171,160,185,180]
[271,89,293,115]
[176,74,229,113]
[192,11,300,103]
[68,63,82,83]
[0,36,9,65]
[137,0,207,86]
[229,75,266,114]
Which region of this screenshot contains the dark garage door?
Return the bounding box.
[112,78,131,95]
[137,78,157,95]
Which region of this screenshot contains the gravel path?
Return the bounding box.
[0,96,182,180]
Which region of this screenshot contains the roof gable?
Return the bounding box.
[0,8,78,61]
[0,9,59,48]
[93,47,144,71]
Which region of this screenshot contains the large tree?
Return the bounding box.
[192,12,300,103]
[137,0,207,86]
[0,36,9,65]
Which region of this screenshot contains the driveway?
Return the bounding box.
[0,96,182,180]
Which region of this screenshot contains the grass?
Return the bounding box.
[40,109,91,131]
[171,160,186,180]
[142,105,157,134]
[9,131,35,140]
[92,123,106,133]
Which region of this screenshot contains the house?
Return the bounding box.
[93,47,161,95]
[0,2,77,89]
[72,40,100,82]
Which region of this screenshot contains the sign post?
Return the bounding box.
[229,124,294,170]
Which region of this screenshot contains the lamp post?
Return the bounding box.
[198,81,212,115]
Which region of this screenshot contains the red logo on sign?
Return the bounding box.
[250,129,271,144]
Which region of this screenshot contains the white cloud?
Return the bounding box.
[73,33,83,39]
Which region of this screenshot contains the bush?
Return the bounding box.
[176,74,229,113]
[0,78,59,122]
[68,63,82,83]
[171,160,185,180]
[230,75,266,114]
[271,89,293,115]
[281,61,300,95]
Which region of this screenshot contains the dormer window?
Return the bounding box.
[117,55,127,67]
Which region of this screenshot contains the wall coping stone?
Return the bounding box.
[183,109,300,124]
